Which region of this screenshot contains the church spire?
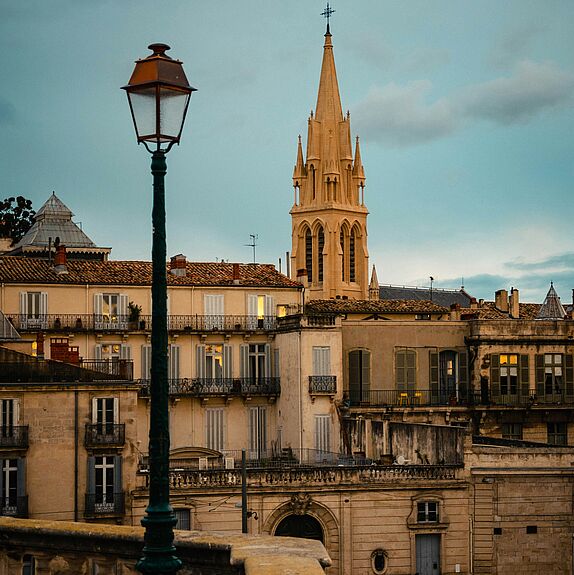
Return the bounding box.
[314,23,343,122]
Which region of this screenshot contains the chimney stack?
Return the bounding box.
[170,254,187,277]
[450,303,461,321]
[233,263,240,285]
[509,287,520,319]
[296,268,308,287]
[495,289,509,312]
[53,244,68,275]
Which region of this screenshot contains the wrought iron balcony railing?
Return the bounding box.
[84,492,125,517]
[0,426,29,449]
[472,391,574,407]
[0,496,28,518]
[84,423,125,448]
[8,313,278,333]
[309,375,337,394]
[138,377,281,398]
[348,389,469,407]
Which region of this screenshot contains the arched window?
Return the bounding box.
[349,229,356,282]
[340,229,345,281]
[305,229,313,283]
[349,349,370,403]
[275,514,324,543]
[318,226,324,282]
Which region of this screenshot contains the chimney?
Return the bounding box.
[469,297,478,309]
[509,287,519,319]
[170,254,187,277]
[233,263,240,285]
[53,244,68,275]
[450,303,461,320]
[296,268,308,287]
[495,289,508,312]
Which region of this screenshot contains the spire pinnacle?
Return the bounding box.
[321,2,335,35]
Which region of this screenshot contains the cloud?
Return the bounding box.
[489,23,544,69]
[506,252,574,272]
[353,81,457,146]
[460,60,574,124]
[353,60,574,146]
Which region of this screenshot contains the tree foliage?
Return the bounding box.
[0,196,36,245]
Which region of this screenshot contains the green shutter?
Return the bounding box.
[406,351,416,391]
[396,351,406,392]
[535,355,545,399]
[349,351,360,399]
[490,355,500,401]
[362,351,371,395]
[520,355,530,400]
[459,351,468,401]
[565,354,574,398]
[430,352,439,402]
[87,456,95,494]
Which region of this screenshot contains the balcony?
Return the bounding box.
[138,377,281,399]
[0,426,29,449]
[84,492,125,517]
[84,424,125,448]
[8,313,278,333]
[0,496,28,518]
[309,375,337,395]
[473,391,574,407]
[348,389,469,408]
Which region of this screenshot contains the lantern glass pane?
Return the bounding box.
[128,87,157,141]
[159,87,190,141]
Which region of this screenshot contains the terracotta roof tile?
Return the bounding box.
[0,257,300,289]
[306,299,449,315]
[459,302,541,320]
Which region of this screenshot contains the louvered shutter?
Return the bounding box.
[273,349,280,378]
[240,345,250,378]
[113,455,122,496]
[119,295,128,328]
[94,294,103,329]
[535,355,545,398]
[491,355,500,400]
[520,355,530,400]
[141,345,151,380]
[315,415,331,455]
[361,351,370,397]
[223,345,233,379]
[120,344,131,360]
[396,351,406,392]
[168,344,180,381]
[264,344,271,378]
[196,345,206,379]
[349,351,360,400]
[565,354,574,399]
[94,344,102,361]
[87,456,95,494]
[247,295,258,330]
[458,351,468,401]
[406,351,416,391]
[19,293,27,329]
[16,459,25,498]
[264,295,275,328]
[39,292,48,328]
[430,352,439,403]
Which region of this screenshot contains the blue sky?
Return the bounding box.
[1,1,573,303]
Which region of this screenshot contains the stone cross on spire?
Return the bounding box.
[321,2,335,34]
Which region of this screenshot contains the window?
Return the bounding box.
[313,347,331,376]
[318,226,324,282]
[19,292,47,328]
[174,508,191,530]
[502,423,523,440]
[417,501,439,523]
[247,294,275,329]
[22,555,35,575]
[315,415,331,460]
[340,229,345,281]
[544,354,563,395]
[547,422,567,446]
[500,354,518,395]
[92,397,117,434]
[94,293,128,329]
[0,458,25,516]
[204,294,224,329]
[415,313,431,320]
[371,549,387,575]
[349,229,356,282]
[349,349,370,403]
[1,399,18,435]
[305,229,313,282]
[206,345,224,379]
[205,408,224,451]
[536,354,574,401]
[249,406,268,459]
[396,349,416,392]
[249,344,267,381]
[86,456,123,515]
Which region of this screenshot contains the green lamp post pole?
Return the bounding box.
[123,43,196,574]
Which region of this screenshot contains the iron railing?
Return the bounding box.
[0,426,29,448]
[0,496,28,518]
[472,391,574,407]
[138,377,281,398]
[348,389,466,407]
[84,492,125,517]
[309,375,337,394]
[8,313,278,333]
[84,423,125,448]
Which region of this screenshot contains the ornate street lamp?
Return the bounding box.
[123,43,195,574]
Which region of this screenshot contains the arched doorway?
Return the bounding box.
[274,514,324,543]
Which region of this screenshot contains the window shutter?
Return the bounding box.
[520,355,530,399]
[247,295,258,316]
[264,295,275,328]
[119,295,128,327]
[0,459,3,498]
[87,456,95,494]
[491,355,500,399]
[16,459,26,497]
[169,344,180,381]
[406,351,416,391]
[273,349,280,378]
[459,351,468,400]
[94,294,103,323]
[429,352,439,402]
[94,344,102,361]
[196,345,206,379]
[396,351,406,392]
[249,407,257,457]
[91,397,99,424]
[349,351,360,398]
[113,397,119,424]
[113,455,122,494]
[40,292,48,315]
[315,415,331,454]
[361,350,370,395]
[264,344,271,378]
[223,345,233,379]
[313,347,320,375]
[565,354,574,398]
[141,345,151,380]
[19,292,27,316]
[120,344,131,360]
[535,354,545,398]
[240,345,250,378]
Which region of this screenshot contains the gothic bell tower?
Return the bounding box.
[290,21,369,300]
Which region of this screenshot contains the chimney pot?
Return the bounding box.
[170,254,187,276]
[233,263,240,284]
[53,244,68,275]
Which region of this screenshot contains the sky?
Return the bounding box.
[1,1,573,303]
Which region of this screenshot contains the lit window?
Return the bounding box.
[500,354,518,395]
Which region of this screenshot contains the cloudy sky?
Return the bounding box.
[1,1,573,303]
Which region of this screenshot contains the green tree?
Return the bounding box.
[0,196,35,245]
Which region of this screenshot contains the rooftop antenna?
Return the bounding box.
[245,234,258,264]
[429,276,434,301]
[321,2,335,33]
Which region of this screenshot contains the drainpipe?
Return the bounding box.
[298,330,303,453]
[74,389,79,522]
[241,450,248,533]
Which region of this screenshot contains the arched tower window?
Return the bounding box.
[305,228,313,283]
[349,228,356,283]
[340,229,345,281]
[318,226,325,283]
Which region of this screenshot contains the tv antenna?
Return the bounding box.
[245,234,258,264]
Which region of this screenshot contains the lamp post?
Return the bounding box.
[123,43,196,574]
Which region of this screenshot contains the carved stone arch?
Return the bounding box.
[311,218,326,236]
[262,495,340,565]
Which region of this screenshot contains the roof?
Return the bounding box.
[379,285,473,308]
[459,302,541,320]
[10,193,110,256]
[306,299,449,315]
[537,283,567,320]
[0,256,301,288]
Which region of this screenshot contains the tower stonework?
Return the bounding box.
[290,28,369,300]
